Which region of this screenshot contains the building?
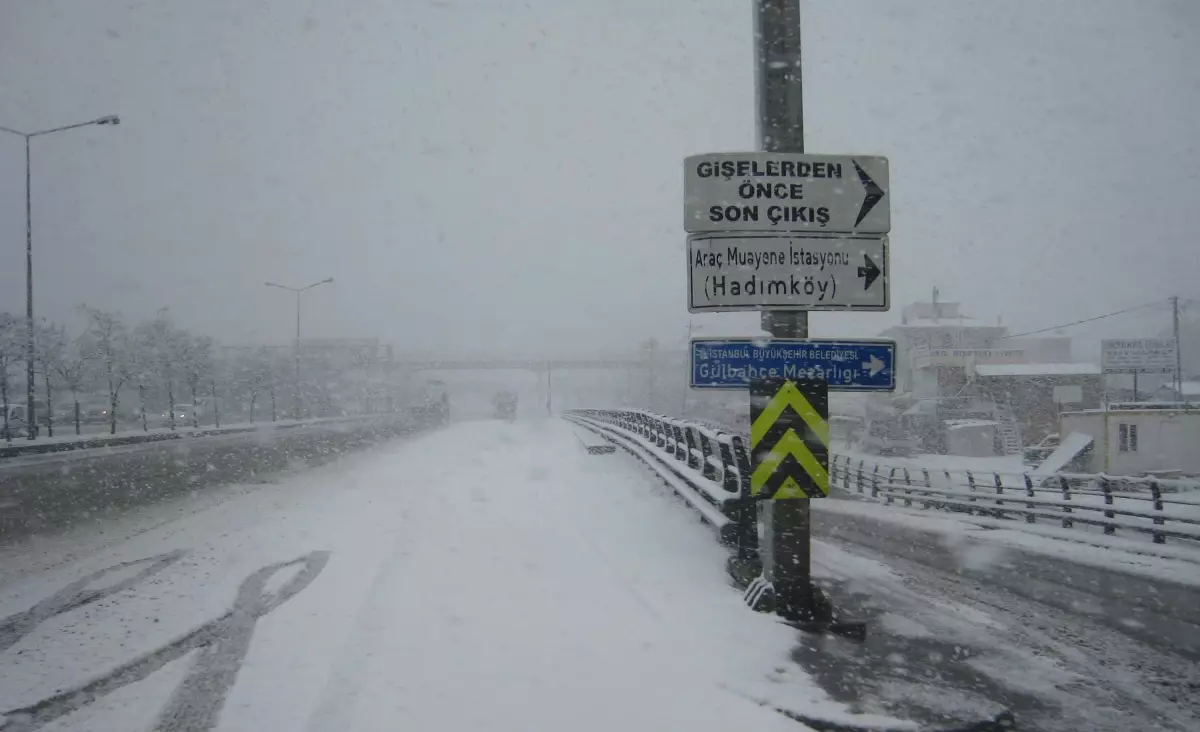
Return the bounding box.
[1060,404,1200,477]
[973,362,1105,444]
[880,299,1008,398]
[870,295,1101,455]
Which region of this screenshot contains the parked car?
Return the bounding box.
[1,402,54,439]
[1,404,29,439]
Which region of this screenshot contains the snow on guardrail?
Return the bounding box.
[0,414,402,462]
[569,409,1200,550]
[828,454,1200,546]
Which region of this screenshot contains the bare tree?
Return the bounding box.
[81,307,131,435]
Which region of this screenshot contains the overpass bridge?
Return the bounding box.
[388,357,649,373]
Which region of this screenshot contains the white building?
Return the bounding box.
[1060,404,1200,477]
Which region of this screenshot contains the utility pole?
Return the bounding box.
[294,289,302,415]
[1172,295,1183,397]
[753,0,819,621]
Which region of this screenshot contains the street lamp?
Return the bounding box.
[264,278,334,418]
[1,115,121,439]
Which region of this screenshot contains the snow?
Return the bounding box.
[0,419,868,731]
[943,419,996,429]
[973,362,1101,377]
[1028,431,1092,476]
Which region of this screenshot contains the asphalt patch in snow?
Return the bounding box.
[788,578,1036,729]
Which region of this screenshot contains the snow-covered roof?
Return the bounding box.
[974,362,1101,377]
[687,312,767,338]
[944,419,997,428]
[885,320,1004,330]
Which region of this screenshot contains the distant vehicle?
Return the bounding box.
[493,390,518,421]
[161,404,201,427]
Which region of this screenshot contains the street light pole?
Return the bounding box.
[25,137,32,440]
[264,278,334,419]
[1,116,120,439]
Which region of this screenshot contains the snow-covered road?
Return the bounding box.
[808,515,1200,731]
[0,419,867,732]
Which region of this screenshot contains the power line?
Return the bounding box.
[998,300,1166,340]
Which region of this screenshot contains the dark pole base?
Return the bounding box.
[744,575,867,640]
[726,554,763,590]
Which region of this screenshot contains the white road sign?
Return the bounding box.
[1101,338,1177,374]
[687,233,889,312]
[684,152,890,234]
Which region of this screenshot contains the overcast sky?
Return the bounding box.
[1,0,1197,357]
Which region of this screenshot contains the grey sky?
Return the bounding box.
[1,0,1197,356]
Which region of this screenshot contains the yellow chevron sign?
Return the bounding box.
[750,379,830,499]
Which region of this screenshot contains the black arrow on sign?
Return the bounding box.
[857,254,881,290]
[852,160,884,226]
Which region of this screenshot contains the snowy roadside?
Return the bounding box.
[0,414,392,459]
[807,535,1200,732]
[814,497,1200,588]
[0,419,896,732]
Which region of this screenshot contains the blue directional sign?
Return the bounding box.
[690,338,896,392]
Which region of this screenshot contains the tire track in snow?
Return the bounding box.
[0,551,330,732]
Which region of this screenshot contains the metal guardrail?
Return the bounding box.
[828,455,1200,545]
[568,410,1200,551]
[0,414,399,461]
[565,409,758,557]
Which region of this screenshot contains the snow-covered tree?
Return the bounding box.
[179,335,214,428]
[133,311,184,429]
[0,313,22,441]
[230,347,276,423]
[48,326,95,436]
[33,321,67,438]
[81,306,131,435]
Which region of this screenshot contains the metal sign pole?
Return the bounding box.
[753,0,819,621]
